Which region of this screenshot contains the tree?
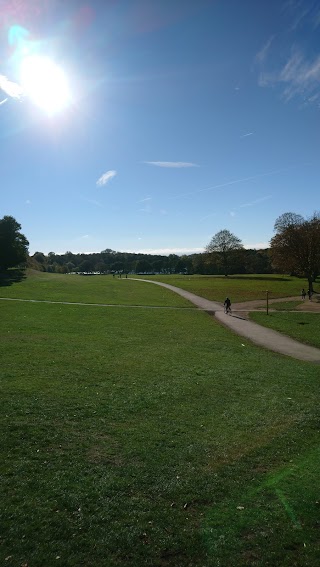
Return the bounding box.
[270,212,320,291]
[206,229,243,276]
[0,216,29,270]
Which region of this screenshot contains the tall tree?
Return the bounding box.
[270,212,320,291]
[206,229,243,275]
[0,216,29,270]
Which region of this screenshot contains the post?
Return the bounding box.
[266,290,269,315]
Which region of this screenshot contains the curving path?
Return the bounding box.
[131,279,320,364]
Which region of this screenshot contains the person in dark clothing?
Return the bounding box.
[301,288,306,300]
[224,297,231,314]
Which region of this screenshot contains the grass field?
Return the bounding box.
[0,271,319,566]
[133,273,315,303]
[0,270,192,307]
[250,311,320,349]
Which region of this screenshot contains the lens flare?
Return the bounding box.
[20,55,71,115]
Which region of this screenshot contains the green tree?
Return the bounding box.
[270,212,320,291]
[206,229,243,276]
[0,216,29,270]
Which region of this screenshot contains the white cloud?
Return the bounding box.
[122,246,205,256]
[0,75,23,99]
[240,132,253,138]
[96,170,117,187]
[138,196,152,203]
[258,49,320,102]
[143,161,199,168]
[244,242,269,250]
[255,36,274,63]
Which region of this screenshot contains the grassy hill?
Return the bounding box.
[0,272,319,566]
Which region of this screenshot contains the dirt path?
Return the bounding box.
[131,279,320,364]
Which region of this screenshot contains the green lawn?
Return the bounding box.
[268,301,302,311]
[250,311,320,349]
[134,273,315,303]
[0,270,192,307]
[0,272,319,566]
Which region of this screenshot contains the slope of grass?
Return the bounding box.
[0,273,319,565]
[250,311,320,349]
[134,273,313,303]
[0,270,192,307]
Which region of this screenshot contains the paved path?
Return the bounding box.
[131,279,320,364]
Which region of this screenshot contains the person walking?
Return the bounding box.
[224,297,232,314]
[301,288,306,300]
[307,289,313,301]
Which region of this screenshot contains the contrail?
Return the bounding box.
[0,98,8,106]
[168,165,298,200]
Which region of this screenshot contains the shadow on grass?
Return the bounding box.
[0,269,26,287]
[228,275,291,282]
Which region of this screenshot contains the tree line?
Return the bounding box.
[1,213,319,287]
[28,246,272,275]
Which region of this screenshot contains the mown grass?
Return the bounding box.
[134,273,314,303]
[250,311,320,349]
[269,301,302,311]
[0,270,192,307]
[0,272,319,566]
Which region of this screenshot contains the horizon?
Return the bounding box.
[1,0,319,257]
[35,242,269,257]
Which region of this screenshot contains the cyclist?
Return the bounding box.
[224,297,232,314]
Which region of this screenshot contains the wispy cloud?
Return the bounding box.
[138,204,152,213]
[0,75,23,99]
[81,197,103,207]
[259,50,320,101]
[143,161,199,168]
[255,35,274,63]
[240,132,254,138]
[96,170,117,187]
[239,195,272,208]
[138,196,152,203]
[0,97,8,106]
[169,166,293,200]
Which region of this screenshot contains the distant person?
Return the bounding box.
[224,297,231,314]
[301,288,306,300]
[307,289,313,301]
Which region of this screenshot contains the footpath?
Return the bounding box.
[132,279,320,365]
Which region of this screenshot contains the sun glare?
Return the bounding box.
[20,55,71,115]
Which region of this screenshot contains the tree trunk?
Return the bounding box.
[307,276,313,293]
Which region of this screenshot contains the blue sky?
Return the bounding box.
[1,0,320,255]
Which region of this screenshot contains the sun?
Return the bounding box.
[20,55,71,115]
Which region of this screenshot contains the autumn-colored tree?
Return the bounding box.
[270,212,320,291]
